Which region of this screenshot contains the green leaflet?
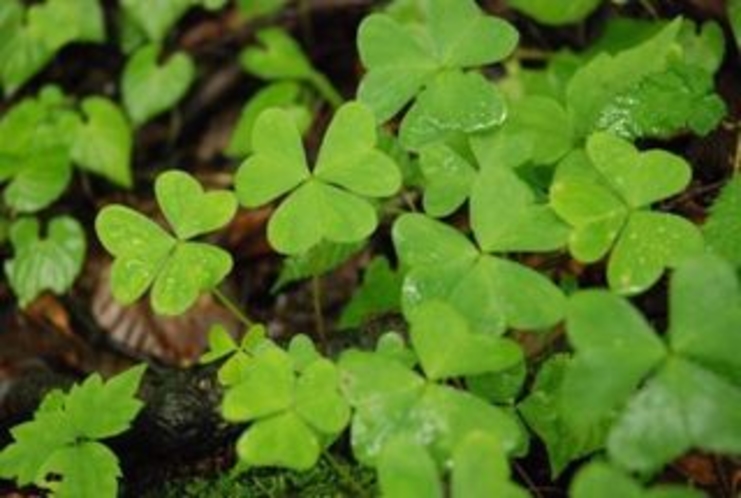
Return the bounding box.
[122,44,195,126]
[704,175,741,267]
[339,256,404,329]
[121,0,225,42]
[561,255,741,475]
[571,461,705,498]
[551,133,704,295]
[508,0,602,25]
[235,101,401,255]
[95,170,236,315]
[4,216,86,307]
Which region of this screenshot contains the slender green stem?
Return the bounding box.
[311,275,328,350]
[309,72,344,109]
[212,287,253,329]
[323,451,369,498]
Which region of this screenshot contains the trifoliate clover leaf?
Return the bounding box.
[357,0,517,141]
[95,170,236,315]
[571,461,705,498]
[235,101,401,255]
[393,213,565,336]
[0,365,145,498]
[122,44,195,126]
[72,97,133,188]
[551,133,703,295]
[507,0,602,25]
[561,255,741,474]
[201,324,270,386]
[409,301,523,380]
[338,350,525,466]
[226,81,313,158]
[222,347,350,470]
[4,216,85,308]
[703,175,741,267]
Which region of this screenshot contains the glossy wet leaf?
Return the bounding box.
[567,20,682,137]
[399,70,506,150]
[72,97,133,188]
[418,143,476,217]
[505,96,574,165]
[96,171,235,315]
[4,216,86,307]
[226,82,312,158]
[703,175,741,267]
[508,0,602,25]
[357,0,516,123]
[452,432,528,498]
[518,355,605,477]
[235,102,400,255]
[122,44,195,126]
[393,213,565,335]
[571,461,705,498]
[237,411,321,470]
[551,134,702,295]
[378,437,442,498]
[409,301,523,380]
[338,350,525,466]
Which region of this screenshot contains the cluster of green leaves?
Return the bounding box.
[0,365,146,498]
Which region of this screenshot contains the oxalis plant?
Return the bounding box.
[2,0,741,496]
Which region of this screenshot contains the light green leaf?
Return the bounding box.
[418,143,476,217]
[235,107,310,207]
[400,70,506,150]
[64,365,146,439]
[273,240,365,292]
[0,2,52,95]
[236,411,321,471]
[378,437,442,498]
[393,212,478,268]
[452,432,528,498]
[471,165,568,252]
[567,20,682,137]
[409,301,523,380]
[122,44,195,126]
[505,96,574,165]
[508,0,602,25]
[315,102,401,197]
[38,443,120,498]
[608,357,741,474]
[27,0,105,50]
[239,28,314,81]
[518,355,604,477]
[3,148,73,213]
[222,347,294,422]
[562,291,666,432]
[287,334,321,372]
[356,13,437,122]
[703,175,741,267]
[121,0,219,42]
[155,170,236,240]
[96,206,175,305]
[571,461,705,498]
[4,216,86,307]
[199,324,238,364]
[72,97,133,188]
[226,82,312,158]
[294,359,350,435]
[428,0,518,67]
[339,256,403,329]
[607,212,704,295]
